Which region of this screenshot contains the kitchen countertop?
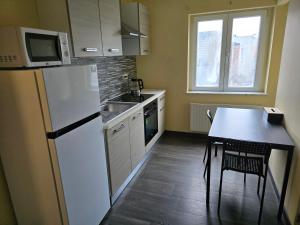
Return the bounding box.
[101,89,166,129]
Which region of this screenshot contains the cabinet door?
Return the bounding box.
[139,3,149,36]
[68,0,103,57]
[107,120,131,195]
[139,3,150,55]
[129,109,145,170]
[54,117,110,225]
[158,95,165,135]
[99,0,123,56]
[140,37,150,55]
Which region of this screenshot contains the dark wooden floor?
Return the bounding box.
[101,132,285,225]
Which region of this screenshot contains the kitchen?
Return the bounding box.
[0,1,300,225]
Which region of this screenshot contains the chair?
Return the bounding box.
[218,140,271,225]
[203,110,222,177]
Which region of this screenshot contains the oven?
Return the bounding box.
[144,99,158,145]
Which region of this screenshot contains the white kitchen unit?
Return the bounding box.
[121,2,150,55]
[36,0,123,57]
[129,109,146,169]
[103,90,165,203]
[106,119,132,195]
[158,94,166,136]
[0,65,111,225]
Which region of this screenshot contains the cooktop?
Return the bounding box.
[110,93,154,103]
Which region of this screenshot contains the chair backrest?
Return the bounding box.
[206,110,213,125]
[223,139,271,158]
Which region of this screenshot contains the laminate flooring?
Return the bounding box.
[101,132,286,225]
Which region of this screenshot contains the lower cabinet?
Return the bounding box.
[106,93,165,198]
[106,110,145,196]
[107,119,131,195]
[129,109,145,169]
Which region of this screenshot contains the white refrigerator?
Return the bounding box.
[0,65,111,225]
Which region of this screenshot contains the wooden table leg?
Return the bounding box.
[278,148,294,220]
[206,140,212,206]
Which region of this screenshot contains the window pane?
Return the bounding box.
[228,16,261,88]
[196,20,223,87]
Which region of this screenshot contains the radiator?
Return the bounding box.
[190,103,261,133]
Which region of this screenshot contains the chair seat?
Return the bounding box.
[213,141,223,145]
[223,153,264,176]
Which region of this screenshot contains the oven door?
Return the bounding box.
[144,100,158,145]
[23,29,63,67]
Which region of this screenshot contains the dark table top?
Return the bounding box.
[208,108,294,150]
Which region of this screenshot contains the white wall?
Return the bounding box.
[269,0,300,223]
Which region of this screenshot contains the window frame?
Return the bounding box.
[188,9,270,93]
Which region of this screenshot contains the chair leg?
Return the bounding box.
[244,173,247,183]
[257,176,261,195]
[203,144,208,163]
[218,169,224,214]
[203,160,208,178]
[215,145,218,157]
[258,168,268,225]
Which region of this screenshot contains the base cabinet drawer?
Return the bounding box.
[107,119,131,195]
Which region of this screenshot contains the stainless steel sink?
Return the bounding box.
[100,102,137,123]
[101,102,136,113]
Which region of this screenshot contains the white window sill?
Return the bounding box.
[186,91,267,96]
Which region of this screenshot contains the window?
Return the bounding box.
[188,10,270,92]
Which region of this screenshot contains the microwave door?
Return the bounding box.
[25,32,62,66]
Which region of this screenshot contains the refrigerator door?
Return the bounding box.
[42,65,100,131]
[54,116,110,225]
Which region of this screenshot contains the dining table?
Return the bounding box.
[206,107,295,220]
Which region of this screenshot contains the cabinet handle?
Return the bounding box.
[112,124,125,135]
[140,34,148,38]
[132,112,142,120]
[108,48,120,53]
[129,32,139,37]
[83,48,98,52]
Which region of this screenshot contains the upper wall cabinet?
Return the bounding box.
[36,0,123,57]
[121,2,150,56]
[99,0,123,56]
[68,0,103,57]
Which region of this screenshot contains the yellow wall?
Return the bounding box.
[269,0,300,223]
[0,1,39,224]
[136,0,288,132]
[0,0,39,27]
[0,165,16,225]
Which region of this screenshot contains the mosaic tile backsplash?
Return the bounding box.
[71,56,137,103]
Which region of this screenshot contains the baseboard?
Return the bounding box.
[268,168,292,225]
[164,130,208,139]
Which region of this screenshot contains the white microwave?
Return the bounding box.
[0,27,71,68]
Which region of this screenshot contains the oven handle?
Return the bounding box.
[144,108,157,118]
[144,114,151,119]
